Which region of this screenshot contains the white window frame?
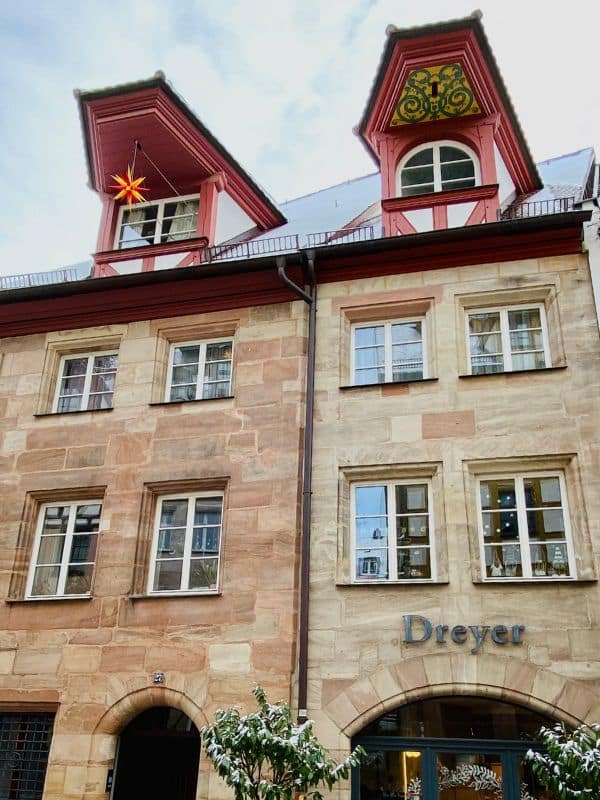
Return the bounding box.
[466,303,551,375]
[148,492,224,595]
[26,500,102,598]
[114,193,200,250]
[52,350,118,413]
[397,140,481,197]
[165,338,234,402]
[476,471,576,582]
[351,479,436,583]
[351,318,427,385]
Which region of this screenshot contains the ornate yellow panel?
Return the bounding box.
[390,63,480,126]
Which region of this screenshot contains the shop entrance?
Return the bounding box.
[353,697,557,799]
[112,706,200,800]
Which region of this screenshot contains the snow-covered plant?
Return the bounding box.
[527,722,600,799]
[201,686,365,800]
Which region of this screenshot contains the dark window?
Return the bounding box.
[0,713,54,800]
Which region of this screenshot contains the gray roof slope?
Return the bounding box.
[525,148,596,204]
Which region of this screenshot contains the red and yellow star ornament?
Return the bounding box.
[110,165,149,205]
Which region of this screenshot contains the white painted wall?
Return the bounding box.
[404,207,433,232]
[447,202,476,228]
[494,144,516,208]
[215,192,255,244]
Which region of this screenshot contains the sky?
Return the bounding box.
[0,0,598,277]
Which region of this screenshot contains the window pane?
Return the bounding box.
[69,534,98,563]
[508,308,541,330]
[93,354,118,372]
[62,358,88,376]
[88,392,114,410]
[396,484,427,513]
[204,361,232,382]
[355,367,385,384]
[471,355,504,374]
[37,536,65,565]
[511,351,546,370]
[397,547,431,578]
[440,146,470,162]
[74,504,101,533]
[485,544,523,578]
[189,557,219,590]
[469,332,502,356]
[120,205,158,247]
[437,752,503,798]
[173,346,200,365]
[65,563,94,594]
[441,159,475,181]
[355,326,384,347]
[401,183,435,197]
[397,515,429,544]
[194,498,222,526]
[480,479,516,510]
[159,499,189,528]
[206,342,233,361]
[356,485,387,516]
[391,321,421,342]
[401,165,434,187]
[41,506,69,536]
[527,509,566,540]
[154,560,183,591]
[90,372,115,394]
[31,566,60,596]
[530,543,570,577]
[356,517,388,548]
[524,477,561,508]
[57,395,84,413]
[405,148,434,167]
[203,381,231,399]
[192,527,220,554]
[441,177,476,191]
[469,313,501,334]
[356,549,388,579]
[510,329,543,352]
[157,529,186,557]
[171,364,199,386]
[60,375,86,396]
[170,385,197,402]
[355,346,385,368]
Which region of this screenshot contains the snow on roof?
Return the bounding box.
[537,148,595,189]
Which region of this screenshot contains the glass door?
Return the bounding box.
[436,752,503,799]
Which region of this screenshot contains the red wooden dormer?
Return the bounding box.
[77,74,286,277]
[357,12,542,236]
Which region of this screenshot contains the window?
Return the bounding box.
[467,305,549,374]
[352,319,425,385]
[53,352,117,412]
[166,339,233,401]
[352,481,434,581]
[478,473,575,580]
[116,195,199,249]
[398,142,478,197]
[149,493,223,593]
[0,713,55,800]
[26,501,101,597]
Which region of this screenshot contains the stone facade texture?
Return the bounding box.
[0,303,306,800]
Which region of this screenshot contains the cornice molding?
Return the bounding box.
[382,183,498,211]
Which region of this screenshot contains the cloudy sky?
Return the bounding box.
[0,0,598,277]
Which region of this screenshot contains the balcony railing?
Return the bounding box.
[498,197,576,220]
[206,234,300,262]
[0,267,85,291]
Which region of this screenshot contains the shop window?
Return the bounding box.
[148,492,224,594]
[352,480,435,582]
[467,304,550,374]
[52,351,118,412]
[351,319,426,385]
[397,142,479,198]
[165,338,233,402]
[478,472,575,581]
[115,195,199,249]
[26,500,102,598]
[0,713,55,800]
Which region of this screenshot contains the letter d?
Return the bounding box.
[404,615,432,644]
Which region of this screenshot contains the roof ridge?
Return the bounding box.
[537,147,595,165]
[280,171,379,205]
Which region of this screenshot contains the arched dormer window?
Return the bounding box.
[397,141,479,197]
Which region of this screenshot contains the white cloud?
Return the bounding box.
[0,0,598,276]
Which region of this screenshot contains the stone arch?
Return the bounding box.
[95,686,208,736]
[322,653,600,738]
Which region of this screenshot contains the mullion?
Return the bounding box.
[181,498,195,591]
[515,477,533,577]
[57,505,76,595]
[154,200,166,245]
[499,310,514,371]
[196,343,208,399]
[387,483,398,580]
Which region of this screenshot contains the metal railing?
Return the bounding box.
[207,234,299,262]
[304,225,377,248]
[0,267,84,291]
[498,197,576,220]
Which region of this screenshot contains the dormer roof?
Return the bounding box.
[77,74,286,230]
[357,12,542,194]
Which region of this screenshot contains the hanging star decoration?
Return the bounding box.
[110,165,149,205]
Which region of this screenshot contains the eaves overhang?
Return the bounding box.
[76,74,287,230]
[0,211,589,338]
[358,13,542,193]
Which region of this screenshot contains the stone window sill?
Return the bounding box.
[474,577,595,585]
[458,365,567,380]
[339,378,438,391]
[5,595,93,604]
[33,407,113,418]
[128,591,222,600]
[149,397,234,408]
[336,579,449,587]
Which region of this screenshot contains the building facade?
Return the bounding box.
[0,12,599,800]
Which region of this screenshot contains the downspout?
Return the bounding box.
[276,252,316,724]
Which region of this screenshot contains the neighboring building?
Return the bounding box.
[0,11,599,800]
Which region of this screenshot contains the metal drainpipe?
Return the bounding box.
[276,252,316,724]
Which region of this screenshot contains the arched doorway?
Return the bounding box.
[353,696,557,799]
[112,706,200,800]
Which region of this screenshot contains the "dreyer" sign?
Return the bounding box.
[403,615,525,655]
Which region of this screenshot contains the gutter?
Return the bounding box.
[276,252,316,724]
